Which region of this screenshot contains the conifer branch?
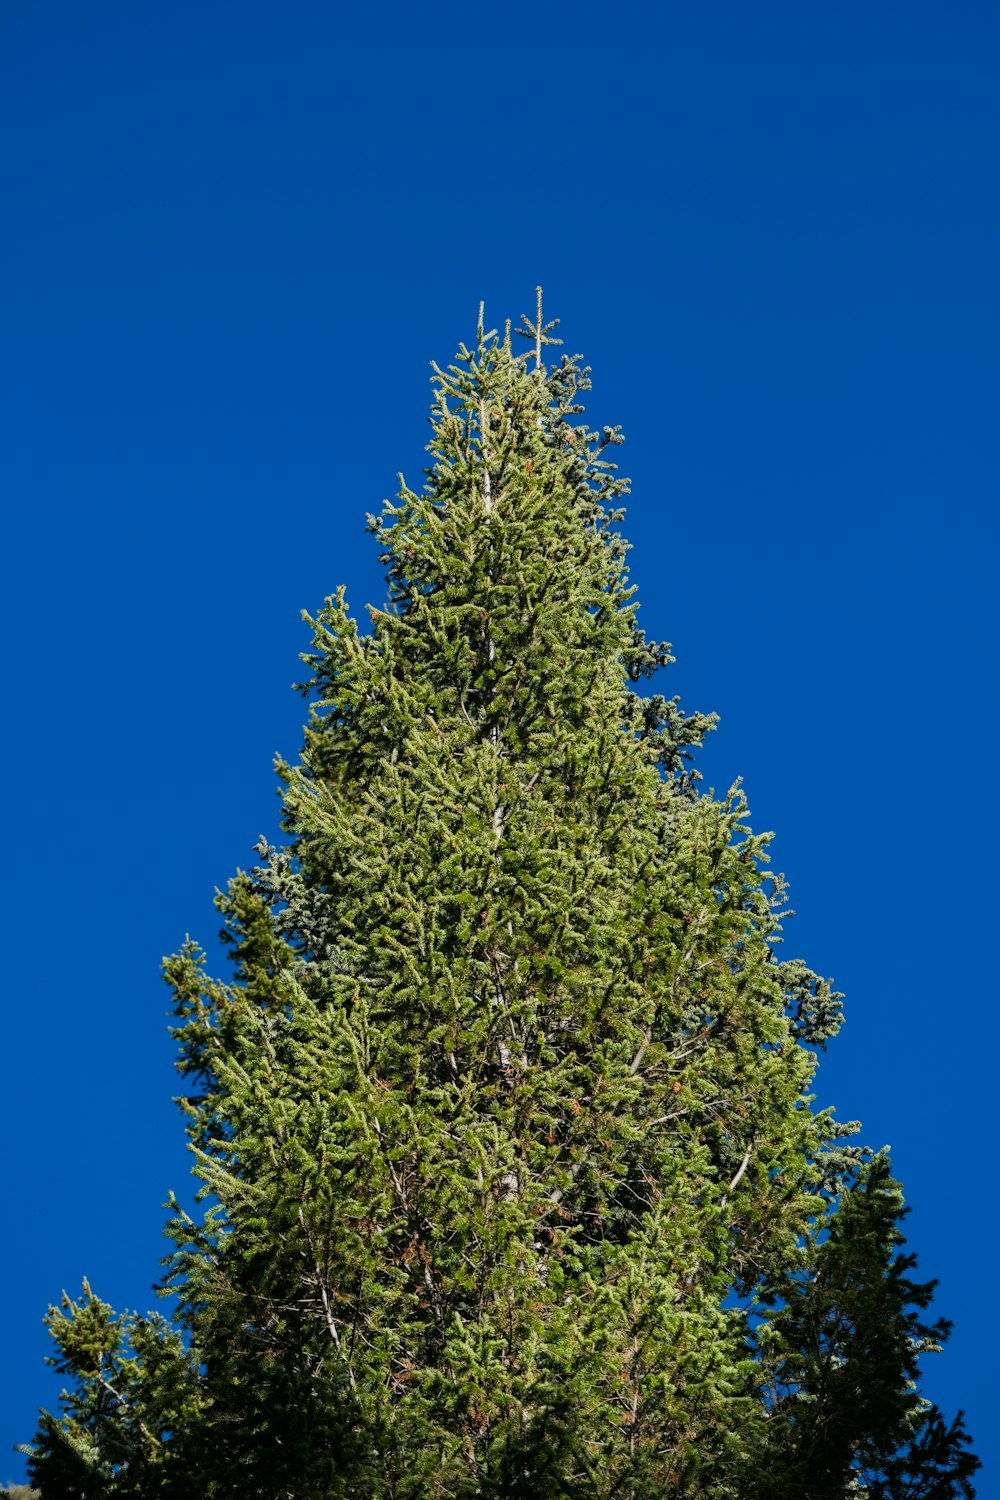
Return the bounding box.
[297,1205,357,1391]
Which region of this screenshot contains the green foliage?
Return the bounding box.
[24,302,978,1498]
[22,1281,201,1498]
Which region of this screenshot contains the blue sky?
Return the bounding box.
[3,2,997,1487]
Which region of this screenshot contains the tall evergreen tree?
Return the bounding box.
[25,298,978,1498]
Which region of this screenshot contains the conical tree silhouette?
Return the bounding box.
[26,300,978,1500]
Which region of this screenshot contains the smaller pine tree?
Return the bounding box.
[23,297,978,1500]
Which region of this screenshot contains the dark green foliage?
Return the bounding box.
[755,1154,978,1499]
[22,1282,201,1498]
[24,302,978,1498]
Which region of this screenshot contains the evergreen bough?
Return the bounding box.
[25,298,979,1498]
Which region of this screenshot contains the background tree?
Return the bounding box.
[24,301,978,1499]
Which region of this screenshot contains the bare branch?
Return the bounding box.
[724,1145,753,1199]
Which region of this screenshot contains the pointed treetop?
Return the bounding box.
[515,284,564,370]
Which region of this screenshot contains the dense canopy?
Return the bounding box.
[26,301,978,1499]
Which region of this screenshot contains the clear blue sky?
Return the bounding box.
[3,2,997,1488]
